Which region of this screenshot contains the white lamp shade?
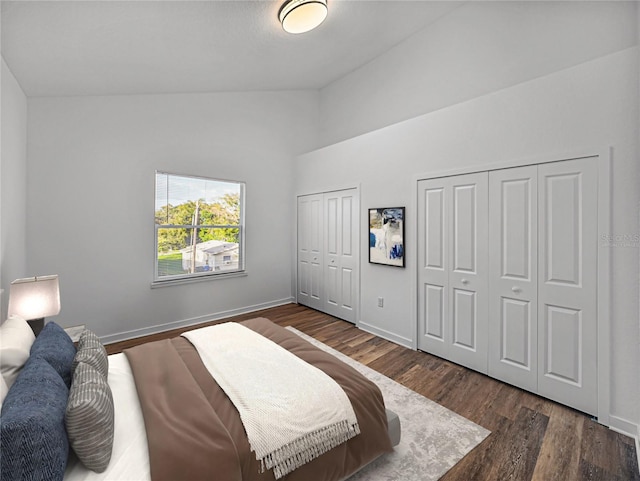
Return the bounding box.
[279,0,328,34]
[8,275,61,320]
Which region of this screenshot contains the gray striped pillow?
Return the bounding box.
[71,330,108,379]
[65,361,114,472]
[78,329,102,350]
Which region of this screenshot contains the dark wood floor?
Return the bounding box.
[106,303,639,481]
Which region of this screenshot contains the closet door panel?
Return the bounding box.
[342,197,354,256]
[448,172,488,373]
[326,197,339,256]
[500,298,531,367]
[452,288,476,349]
[341,268,354,310]
[545,175,581,285]
[488,166,538,392]
[452,184,477,273]
[544,305,582,384]
[299,262,310,297]
[424,284,445,341]
[425,188,445,270]
[418,180,449,358]
[537,157,598,416]
[326,262,338,308]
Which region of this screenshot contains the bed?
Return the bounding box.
[0,316,400,481]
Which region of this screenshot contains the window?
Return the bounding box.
[154,171,245,283]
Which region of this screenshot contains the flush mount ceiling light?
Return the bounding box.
[279,0,328,34]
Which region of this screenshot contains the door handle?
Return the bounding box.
[511,286,522,294]
[461,278,469,285]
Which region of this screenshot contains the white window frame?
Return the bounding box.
[152,171,246,287]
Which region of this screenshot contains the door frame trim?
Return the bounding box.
[412,146,611,426]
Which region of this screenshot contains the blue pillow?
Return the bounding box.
[0,355,70,481]
[30,322,76,388]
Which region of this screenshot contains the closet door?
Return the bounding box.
[297,194,323,311]
[537,158,598,416]
[323,189,358,323]
[418,173,488,372]
[449,173,489,372]
[488,166,538,392]
[418,178,449,359]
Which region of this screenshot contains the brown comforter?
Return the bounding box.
[124,317,392,481]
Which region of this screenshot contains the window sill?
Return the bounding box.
[151,271,247,289]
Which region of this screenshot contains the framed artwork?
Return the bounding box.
[368,207,405,267]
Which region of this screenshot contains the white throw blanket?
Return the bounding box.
[182,322,360,479]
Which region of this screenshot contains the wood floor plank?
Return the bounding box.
[531,404,584,481]
[367,347,417,379]
[441,407,548,481]
[581,418,628,476]
[452,373,504,426]
[580,460,626,481]
[490,384,533,422]
[103,304,639,481]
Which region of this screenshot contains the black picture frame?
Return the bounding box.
[368,207,405,267]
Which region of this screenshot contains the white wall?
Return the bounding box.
[27,90,319,341]
[319,1,639,147]
[296,47,639,431]
[1,58,28,321]
[637,0,640,449]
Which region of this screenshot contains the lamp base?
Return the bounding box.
[27,318,45,336]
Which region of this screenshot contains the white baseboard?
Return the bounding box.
[357,321,413,349]
[608,414,639,440]
[609,416,640,476]
[100,297,295,345]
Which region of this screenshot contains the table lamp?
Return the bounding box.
[7,275,61,336]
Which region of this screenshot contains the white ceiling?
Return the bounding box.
[1,0,462,97]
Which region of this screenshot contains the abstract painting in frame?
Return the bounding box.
[369,207,405,267]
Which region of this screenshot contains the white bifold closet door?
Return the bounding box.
[420,157,599,415]
[536,158,598,415]
[488,165,539,392]
[323,190,358,323]
[488,158,598,415]
[297,194,324,311]
[297,189,358,324]
[417,172,489,373]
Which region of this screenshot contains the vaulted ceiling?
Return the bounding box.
[1,0,463,97]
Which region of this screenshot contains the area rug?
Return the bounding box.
[286,327,490,481]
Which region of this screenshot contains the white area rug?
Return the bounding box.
[286,327,490,481]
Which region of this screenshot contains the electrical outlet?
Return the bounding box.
[377,297,384,308]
